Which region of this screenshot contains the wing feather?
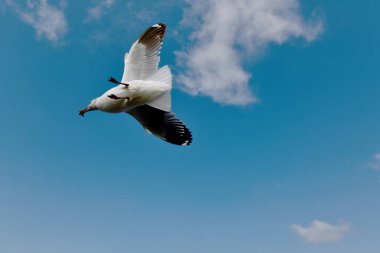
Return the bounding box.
[122,23,166,83]
[127,105,192,146]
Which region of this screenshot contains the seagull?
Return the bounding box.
[79,23,192,146]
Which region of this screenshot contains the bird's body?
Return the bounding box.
[93,80,170,113]
[79,23,192,146]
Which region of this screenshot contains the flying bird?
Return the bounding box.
[79,23,192,146]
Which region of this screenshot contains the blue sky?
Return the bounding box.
[0,0,380,252]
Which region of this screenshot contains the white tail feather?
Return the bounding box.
[147,65,172,85]
[145,66,172,112]
[147,90,171,112]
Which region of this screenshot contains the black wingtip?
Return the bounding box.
[180,130,192,146]
[127,105,192,147]
[161,116,193,146]
[157,23,166,30]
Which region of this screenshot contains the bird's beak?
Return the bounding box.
[79,107,96,117]
[79,107,89,117]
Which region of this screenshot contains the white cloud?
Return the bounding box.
[369,153,380,170]
[176,0,323,105]
[85,0,115,22]
[5,0,68,44]
[291,220,350,244]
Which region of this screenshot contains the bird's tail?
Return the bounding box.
[147,65,172,86]
[145,65,172,111]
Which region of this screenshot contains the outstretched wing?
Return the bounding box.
[127,105,192,146]
[122,23,166,83]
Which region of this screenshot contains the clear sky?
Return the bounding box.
[1,0,379,253]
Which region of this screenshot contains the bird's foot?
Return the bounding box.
[108,77,129,87]
[108,94,130,101]
[108,94,119,100]
[108,77,119,84]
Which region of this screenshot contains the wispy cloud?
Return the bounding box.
[176,0,323,105]
[291,220,350,244]
[85,0,115,22]
[369,153,380,170]
[5,0,68,45]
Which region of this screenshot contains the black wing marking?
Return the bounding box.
[127,104,192,146]
[138,23,166,50]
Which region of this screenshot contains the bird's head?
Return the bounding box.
[79,99,97,117]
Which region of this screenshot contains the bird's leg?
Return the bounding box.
[108,94,130,101]
[108,77,129,87]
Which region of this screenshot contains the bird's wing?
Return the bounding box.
[127,105,192,146]
[122,23,166,83]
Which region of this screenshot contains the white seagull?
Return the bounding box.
[79,23,192,146]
